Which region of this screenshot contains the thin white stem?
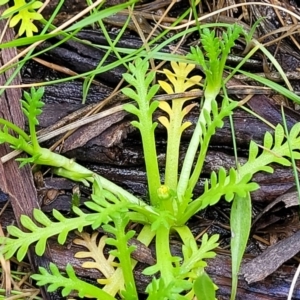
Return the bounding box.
[288,262,300,300]
[160,2,300,30]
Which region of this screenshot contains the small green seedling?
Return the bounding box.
[0,0,43,37]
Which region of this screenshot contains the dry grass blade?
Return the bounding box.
[0,223,11,296]
[159,2,300,30]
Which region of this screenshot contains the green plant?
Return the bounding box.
[0,0,43,37]
[1,24,300,299]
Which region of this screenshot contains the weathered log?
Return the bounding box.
[0,6,62,300]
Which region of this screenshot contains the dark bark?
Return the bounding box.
[0,6,61,300]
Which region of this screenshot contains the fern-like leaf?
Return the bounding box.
[183,121,300,224]
[186,98,238,197]
[201,29,221,63]
[221,24,243,56]
[157,61,201,189]
[0,208,97,261]
[74,232,115,279]
[31,263,115,299]
[241,123,300,178]
[2,0,43,37]
[146,277,191,300]
[102,213,138,298]
[21,87,44,125]
[179,233,219,278]
[183,168,258,221]
[122,58,161,203]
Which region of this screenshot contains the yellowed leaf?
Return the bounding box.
[164,70,178,90]
[158,63,202,136]
[158,116,170,129]
[73,232,115,278]
[158,80,174,94]
[183,76,202,91]
[180,121,192,133]
[183,103,198,115]
[160,62,201,94]
[159,101,172,114]
[171,61,195,78]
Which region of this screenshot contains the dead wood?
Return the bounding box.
[0,6,61,300]
[241,229,300,284]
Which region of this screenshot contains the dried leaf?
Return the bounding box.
[74,231,115,278]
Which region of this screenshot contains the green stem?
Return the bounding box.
[155,224,174,285]
[174,225,197,248]
[177,97,213,198]
[115,232,138,298]
[174,225,198,273]
[164,101,185,190]
[25,146,151,208]
[0,119,30,141]
[103,225,155,296]
[54,164,146,207]
[186,125,210,197]
[140,121,161,205]
[29,119,39,150]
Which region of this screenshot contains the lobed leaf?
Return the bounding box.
[144,70,156,88]
[289,122,300,139]
[122,87,139,102]
[179,233,218,278]
[274,124,285,147]
[35,236,47,256]
[74,232,115,278]
[6,225,24,238]
[58,228,69,245]
[123,102,140,117]
[146,277,191,300]
[122,73,137,87]
[33,209,53,227]
[248,140,259,162]
[17,243,30,261]
[0,209,94,260]
[20,215,39,231]
[146,84,160,102]
[263,131,273,149]
[159,80,173,94]
[2,0,43,37]
[193,272,216,300]
[52,209,67,222]
[222,25,242,56]
[31,263,114,299]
